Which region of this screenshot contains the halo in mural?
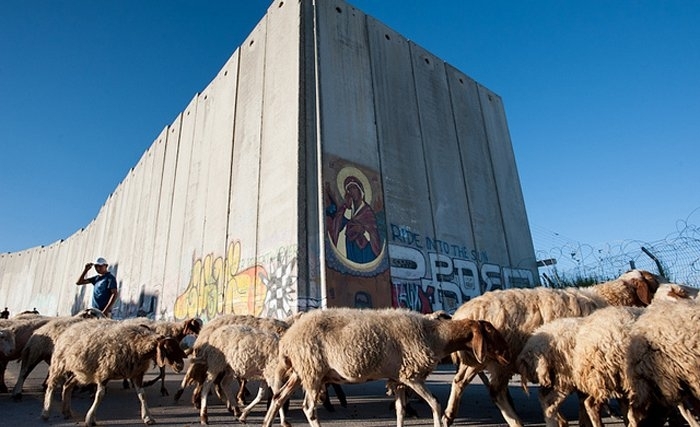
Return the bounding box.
[336,166,373,205]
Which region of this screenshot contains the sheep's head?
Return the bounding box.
[470,320,510,366]
[0,329,15,357]
[156,336,187,373]
[183,317,203,336]
[620,269,663,306]
[76,308,106,319]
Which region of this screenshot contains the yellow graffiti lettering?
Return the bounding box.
[174,241,269,321]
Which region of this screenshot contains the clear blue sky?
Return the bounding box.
[1,1,698,257]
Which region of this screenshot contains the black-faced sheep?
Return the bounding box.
[444,269,662,427]
[40,319,187,426]
[261,307,510,427]
[11,308,105,400]
[194,323,289,425]
[0,314,52,393]
[121,317,202,395]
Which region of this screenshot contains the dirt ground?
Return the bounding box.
[1,360,627,426]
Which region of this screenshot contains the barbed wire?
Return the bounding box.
[533,207,700,287]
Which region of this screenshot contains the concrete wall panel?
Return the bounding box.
[225,20,266,318]
[316,0,391,309]
[411,43,478,309]
[366,18,438,312]
[172,53,239,321]
[478,85,536,283]
[166,98,198,315]
[155,117,183,318]
[254,0,301,319]
[445,67,510,291]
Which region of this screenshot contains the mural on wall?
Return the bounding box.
[173,241,298,321]
[323,158,391,308]
[389,223,535,314]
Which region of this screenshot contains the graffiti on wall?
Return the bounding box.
[173,241,298,321]
[389,223,535,314]
[324,162,388,277]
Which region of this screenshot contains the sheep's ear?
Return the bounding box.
[186,318,202,335]
[470,321,486,364]
[632,277,656,306]
[155,339,168,367]
[475,320,510,366]
[669,285,690,300]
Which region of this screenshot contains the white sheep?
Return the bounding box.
[0,314,52,393]
[261,307,511,427]
[625,299,700,426]
[11,308,105,400]
[40,319,188,426]
[194,323,288,425]
[516,306,645,427]
[443,269,663,427]
[121,317,202,395]
[173,314,290,408]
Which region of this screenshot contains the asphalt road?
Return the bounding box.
[1,360,627,426]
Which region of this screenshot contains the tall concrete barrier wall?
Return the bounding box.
[0,0,537,320]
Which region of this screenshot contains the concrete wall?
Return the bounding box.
[0,0,537,320]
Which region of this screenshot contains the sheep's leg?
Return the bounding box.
[11,354,45,400]
[331,382,348,407]
[677,403,700,427]
[41,372,61,420]
[394,383,407,427]
[218,373,241,416]
[132,376,156,425]
[302,387,323,427]
[262,372,301,427]
[239,381,267,423]
[84,382,106,426]
[488,369,524,427]
[538,386,569,427]
[0,359,8,393]
[199,379,214,425]
[143,366,167,396]
[444,361,481,425]
[236,378,251,406]
[174,361,196,403]
[582,395,604,427]
[403,379,442,427]
[60,376,78,419]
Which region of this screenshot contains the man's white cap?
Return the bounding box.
[94,257,108,266]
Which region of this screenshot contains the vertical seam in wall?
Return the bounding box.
[408,42,439,265]
[311,0,327,309]
[445,72,478,261]
[255,13,269,301]
[149,134,168,317]
[477,86,512,267]
[160,115,184,315]
[223,50,242,315]
[365,15,391,299]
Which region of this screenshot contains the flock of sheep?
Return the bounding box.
[1,268,699,427]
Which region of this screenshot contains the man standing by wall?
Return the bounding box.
[76,257,118,317]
